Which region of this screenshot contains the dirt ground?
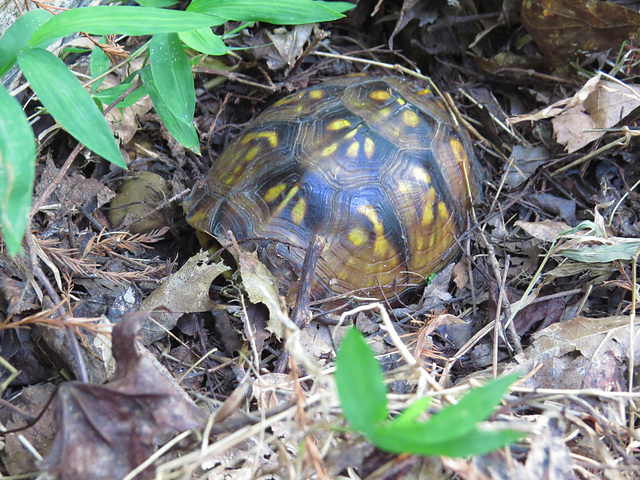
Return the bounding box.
[2,0,640,478]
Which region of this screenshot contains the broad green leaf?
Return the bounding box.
[0,9,53,76]
[149,33,195,124]
[140,66,200,154]
[561,241,640,263]
[371,423,526,457]
[93,83,147,109]
[18,48,126,168]
[179,28,227,55]
[136,0,179,6]
[335,328,388,435]
[90,37,111,92]
[30,6,225,46]
[390,396,431,426]
[187,0,352,24]
[0,86,36,255]
[409,374,518,443]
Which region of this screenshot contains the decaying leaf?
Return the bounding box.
[41,311,205,480]
[247,24,316,72]
[521,0,640,68]
[504,144,551,187]
[515,219,572,243]
[510,76,640,152]
[139,251,228,345]
[235,248,289,338]
[511,315,640,390]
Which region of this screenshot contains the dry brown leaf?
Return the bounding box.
[515,219,571,243]
[521,0,640,68]
[139,251,228,345]
[511,76,640,153]
[510,315,640,390]
[41,311,205,480]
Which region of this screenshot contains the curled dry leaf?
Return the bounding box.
[40,311,205,480]
[139,251,228,345]
[510,76,640,153]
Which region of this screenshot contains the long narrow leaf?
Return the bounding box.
[0,86,36,255]
[90,36,110,92]
[29,6,225,46]
[371,423,526,457]
[18,48,126,168]
[335,328,388,435]
[140,66,200,154]
[187,0,351,24]
[149,34,195,124]
[0,9,53,76]
[179,28,227,56]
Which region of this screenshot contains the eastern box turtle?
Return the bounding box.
[184,74,482,304]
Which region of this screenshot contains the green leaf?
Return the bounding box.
[0,9,53,77]
[140,66,200,154]
[18,48,126,168]
[0,86,36,255]
[135,0,179,6]
[29,6,225,46]
[179,28,227,55]
[412,374,518,443]
[335,328,388,435]
[368,375,524,457]
[149,33,195,125]
[371,423,526,457]
[93,83,147,109]
[187,0,351,24]
[90,37,111,92]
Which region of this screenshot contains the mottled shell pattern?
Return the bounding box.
[184,74,482,303]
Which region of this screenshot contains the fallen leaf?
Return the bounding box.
[41,311,205,480]
[521,0,640,68]
[140,251,228,345]
[510,315,640,390]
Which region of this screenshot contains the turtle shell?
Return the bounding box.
[184,74,481,303]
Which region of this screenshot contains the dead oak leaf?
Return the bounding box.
[40,311,205,480]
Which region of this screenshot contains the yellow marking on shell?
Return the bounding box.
[346,141,360,159]
[328,119,351,131]
[397,181,411,194]
[357,205,390,257]
[344,128,359,139]
[309,89,325,99]
[437,201,449,219]
[421,187,437,227]
[264,183,287,202]
[397,97,406,106]
[421,203,434,227]
[412,167,431,184]
[257,131,278,147]
[370,90,391,101]
[245,145,260,162]
[379,106,392,118]
[273,94,300,107]
[241,132,256,144]
[348,227,368,247]
[364,137,375,159]
[322,143,339,157]
[402,110,420,127]
[291,197,306,225]
[417,88,431,96]
[273,185,299,216]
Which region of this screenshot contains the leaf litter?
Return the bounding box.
[3,0,640,478]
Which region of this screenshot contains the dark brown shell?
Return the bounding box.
[184,74,482,303]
